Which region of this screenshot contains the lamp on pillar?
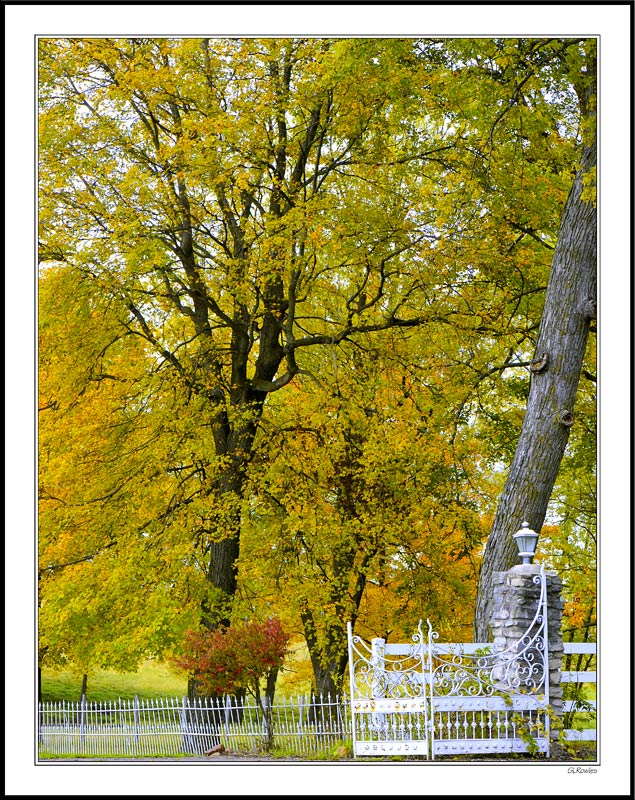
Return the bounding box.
[513,521,539,565]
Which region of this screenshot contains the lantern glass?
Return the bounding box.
[513,522,539,564]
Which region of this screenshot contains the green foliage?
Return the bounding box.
[539,336,596,644]
[37,36,596,691]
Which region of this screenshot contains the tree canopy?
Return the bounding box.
[38,36,596,694]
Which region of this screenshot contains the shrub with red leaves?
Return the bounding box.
[173,617,289,699]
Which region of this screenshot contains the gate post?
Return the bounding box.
[490,564,565,719]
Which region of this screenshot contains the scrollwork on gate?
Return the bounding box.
[349,621,426,700]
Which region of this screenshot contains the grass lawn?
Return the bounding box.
[40,660,188,703]
[41,638,316,704]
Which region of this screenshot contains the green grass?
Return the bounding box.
[40,661,310,704]
[39,752,193,760]
[41,643,316,703]
[567,710,596,731]
[41,660,188,703]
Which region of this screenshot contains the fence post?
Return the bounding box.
[224,694,232,729]
[260,696,273,751]
[38,702,44,748]
[425,619,435,761]
[179,696,192,754]
[336,693,345,738]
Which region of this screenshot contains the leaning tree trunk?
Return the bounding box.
[473,132,597,641]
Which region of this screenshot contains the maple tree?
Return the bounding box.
[38,37,597,689]
[168,616,288,750]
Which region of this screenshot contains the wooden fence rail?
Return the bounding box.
[560,641,597,743]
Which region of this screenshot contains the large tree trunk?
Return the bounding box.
[202,385,269,631]
[473,133,597,641]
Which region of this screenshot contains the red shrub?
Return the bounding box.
[173,617,289,698]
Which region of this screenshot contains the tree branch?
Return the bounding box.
[38,543,115,577]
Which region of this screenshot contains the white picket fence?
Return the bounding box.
[38,693,349,758]
[38,642,595,758]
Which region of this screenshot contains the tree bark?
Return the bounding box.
[473,133,596,641]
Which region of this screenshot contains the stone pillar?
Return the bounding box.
[489,564,565,718]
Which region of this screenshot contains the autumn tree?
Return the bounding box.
[38,37,483,634]
[240,331,492,695]
[38,37,596,681]
[38,265,203,679]
[172,617,289,702]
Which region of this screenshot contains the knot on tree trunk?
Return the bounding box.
[530,352,549,373]
[580,298,597,320]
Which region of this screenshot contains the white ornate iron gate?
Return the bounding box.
[347,566,550,758]
[346,622,430,756]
